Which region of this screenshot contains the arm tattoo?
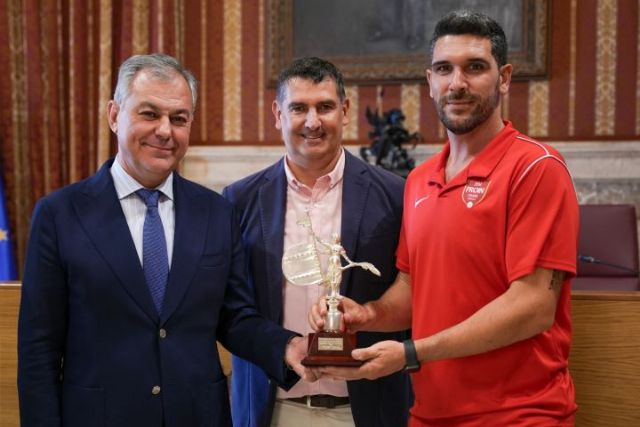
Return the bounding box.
[549,270,565,291]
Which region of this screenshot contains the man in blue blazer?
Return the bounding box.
[224,57,412,426]
[17,53,308,427]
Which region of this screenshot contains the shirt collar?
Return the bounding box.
[283,148,345,191]
[428,121,518,186]
[466,120,519,178]
[110,154,174,201]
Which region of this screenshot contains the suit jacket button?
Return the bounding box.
[152,385,161,395]
[159,328,167,339]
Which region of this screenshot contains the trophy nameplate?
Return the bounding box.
[302,331,361,367]
[282,214,380,367]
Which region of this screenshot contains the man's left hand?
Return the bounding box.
[285,336,319,382]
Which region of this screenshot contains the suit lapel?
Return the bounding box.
[258,160,287,322]
[161,174,208,323]
[73,160,159,323]
[340,152,370,295]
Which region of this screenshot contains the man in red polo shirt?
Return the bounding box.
[310,10,579,426]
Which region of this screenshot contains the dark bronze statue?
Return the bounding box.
[360,106,421,178]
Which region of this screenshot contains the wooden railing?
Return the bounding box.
[1,284,639,426]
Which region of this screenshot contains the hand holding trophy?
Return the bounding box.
[282,212,380,366]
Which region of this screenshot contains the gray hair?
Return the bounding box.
[113,53,198,111]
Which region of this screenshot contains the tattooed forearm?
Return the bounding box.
[549,270,565,291]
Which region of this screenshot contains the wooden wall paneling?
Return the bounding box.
[0,283,20,427]
[570,291,640,426]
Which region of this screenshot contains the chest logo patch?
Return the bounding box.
[462,179,490,208]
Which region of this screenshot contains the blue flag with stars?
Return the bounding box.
[0,168,17,280]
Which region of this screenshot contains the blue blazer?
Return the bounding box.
[223,151,413,427]
[18,159,298,427]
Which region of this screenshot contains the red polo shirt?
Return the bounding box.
[397,122,579,426]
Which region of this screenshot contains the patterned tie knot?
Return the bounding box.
[137,189,161,208]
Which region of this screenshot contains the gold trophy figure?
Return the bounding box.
[282,212,380,366]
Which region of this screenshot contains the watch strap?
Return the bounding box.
[403,339,420,372]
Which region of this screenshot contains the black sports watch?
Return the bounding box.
[403,339,421,372]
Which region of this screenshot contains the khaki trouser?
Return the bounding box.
[271,399,355,427]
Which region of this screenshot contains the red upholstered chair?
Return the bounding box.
[572,204,640,291]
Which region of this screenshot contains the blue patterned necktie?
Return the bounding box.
[136,189,168,314]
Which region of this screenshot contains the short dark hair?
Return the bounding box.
[429,10,508,68]
[275,57,346,104]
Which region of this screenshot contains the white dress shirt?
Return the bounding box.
[110,155,175,267]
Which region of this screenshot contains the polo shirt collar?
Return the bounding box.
[466,121,518,179]
[428,121,518,187]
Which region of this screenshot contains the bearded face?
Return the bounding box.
[426,35,510,136]
[435,78,501,135]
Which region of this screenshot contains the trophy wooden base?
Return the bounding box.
[301,331,363,367]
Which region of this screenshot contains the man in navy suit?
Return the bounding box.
[18,53,308,427]
[224,57,412,426]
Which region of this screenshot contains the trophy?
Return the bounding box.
[282,212,381,366]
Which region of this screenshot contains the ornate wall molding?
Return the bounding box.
[182,141,640,200]
[181,140,640,239]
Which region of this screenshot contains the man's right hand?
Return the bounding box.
[308,296,374,333]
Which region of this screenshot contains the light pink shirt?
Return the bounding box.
[277,149,349,399]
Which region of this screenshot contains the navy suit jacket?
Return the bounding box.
[18,159,297,427]
[223,151,413,427]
